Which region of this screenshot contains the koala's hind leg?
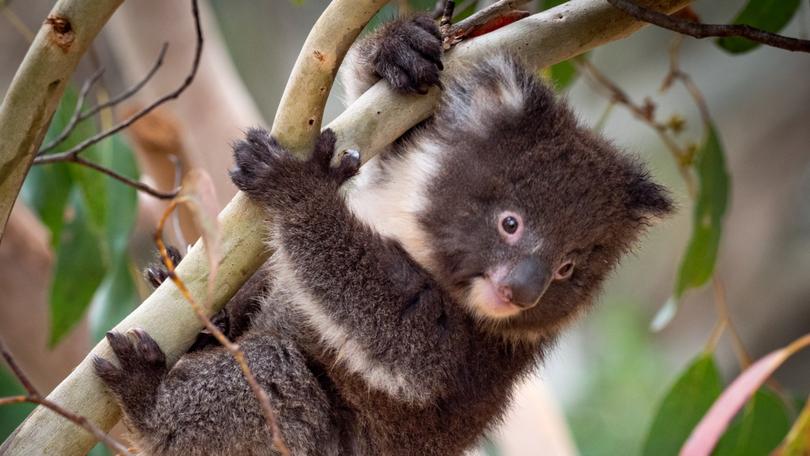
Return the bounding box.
[95,330,339,456]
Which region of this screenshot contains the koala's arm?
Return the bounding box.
[339,13,442,105]
[231,129,471,405]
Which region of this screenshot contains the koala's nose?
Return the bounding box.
[501,257,552,309]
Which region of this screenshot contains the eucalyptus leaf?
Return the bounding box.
[714,388,790,456]
[674,124,729,298]
[717,0,801,54]
[48,191,106,346]
[0,366,35,441]
[90,254,139,343]
[642,353,723,456]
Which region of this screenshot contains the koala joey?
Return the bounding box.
[96,13,673,456]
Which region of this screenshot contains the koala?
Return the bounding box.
[95,13,673,456]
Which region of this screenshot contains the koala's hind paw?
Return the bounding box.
[375,14,443,94]
[230,128,292,199]
[144,245,183,288]
[94,328,167,417]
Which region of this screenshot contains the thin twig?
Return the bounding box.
[38,68,105,154]
[1,4,34,42]
[575,58,697,196]
[33,0,202,165]
[439,0,455,42]
[74,154,179,199]
[711,278,752,368]
[39,43,169,156]
[607,0,810,53]
[154,201,291,456]
[0,338,133,456]
[79,43,169,126]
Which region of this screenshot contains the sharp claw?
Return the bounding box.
[344,149,360,161]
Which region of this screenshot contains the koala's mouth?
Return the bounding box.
[466,275,523,319]
[464,260,552,320]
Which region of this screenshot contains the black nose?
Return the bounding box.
[502,257,552,309]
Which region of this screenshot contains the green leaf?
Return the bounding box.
[716,0,801,54]
[88,137,140,341]
[20,86,84,244]
[98,136,139,251]
[453,0,478,22]
[0,366,35,441]
[782,399,810,456]
[674,124,730,298]
[542,0,568,9]
[48,191,106,346]
[20,164,73,246]
[642,353,724,456]
[90,254,139,342]
[714,388,791,456]
[549,59,578,90]
[408,0,436,12]
[364,3,397,33]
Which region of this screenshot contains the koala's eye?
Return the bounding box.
[497,211,524,244]
[501,216,519,234]
[554,260,575,281]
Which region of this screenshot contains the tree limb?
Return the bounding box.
[607,0,810,53]
[0,0,124,241]
[1,0,691,454]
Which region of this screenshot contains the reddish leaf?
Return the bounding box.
[467,10,530,38]
[681,334,810,456]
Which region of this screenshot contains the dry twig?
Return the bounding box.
[576,58,697,196]
[607,0,810,53]
[38,43,169,155]
[0,338,133,456]
[153,201,291,456]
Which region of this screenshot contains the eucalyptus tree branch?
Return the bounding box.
[0,0,124,240]
[0,338,132,456]
[1,0,691,454]
[607,0,810,53]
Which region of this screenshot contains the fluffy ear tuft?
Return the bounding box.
[627,172,675,220]
[437,54,553,135]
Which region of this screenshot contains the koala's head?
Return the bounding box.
[420,54,673,338]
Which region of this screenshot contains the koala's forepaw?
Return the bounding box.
[230,128,293,200]
[375,14,443,94]
[144,245,183,289]
[231,128,359,208]
[94,328,167,415]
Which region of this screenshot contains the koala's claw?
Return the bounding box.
[145,245,183,289]
[94,328,167,402]
[336,149,362,182]
[374,14,444,94]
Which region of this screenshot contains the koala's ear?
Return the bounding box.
[626,171,675,220]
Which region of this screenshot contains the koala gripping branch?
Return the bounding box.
[1,0,690,454]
